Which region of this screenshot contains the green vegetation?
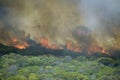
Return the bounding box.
[0,53,120,80]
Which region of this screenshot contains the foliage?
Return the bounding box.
[0,53,119,80]
[6,75,27,80]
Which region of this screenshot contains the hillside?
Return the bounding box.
[0,53,120,80]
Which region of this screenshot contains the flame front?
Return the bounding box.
[39,38,63,50]
[39,38,81,52]
[10,37,109,54]
[88,44,108,54]
[66,42,81,52]
[11,38,29,49]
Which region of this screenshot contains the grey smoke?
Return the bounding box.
[0,0,120,50]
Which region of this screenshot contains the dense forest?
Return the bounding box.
[0,53,120,80]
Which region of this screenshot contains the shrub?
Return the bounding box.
[59,72,89,80]
[7,75,27,80]
[29,73,38,80]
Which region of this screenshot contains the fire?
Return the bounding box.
[66,42,82,52]
[39,38,50,48]
[11,38,29,49]
[39,38,81,52]
[14,44,26,49]
[40,38,81,52]
[39,38,108,54]
[12,38,18,42]
[88,44,108,54]
[39,38,63,49]
[10,37,109,54]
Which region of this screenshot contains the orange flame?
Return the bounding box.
[14,44,26,49]
[39,38,50,48]
[11,37,109,54]
[39,38,63,49]
[88,44,108,54]
[66,42,81,52]
[39,38,109,54]
[11,38,29,49]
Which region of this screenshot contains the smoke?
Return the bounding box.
[0,0,81,45]
[80,0,120,50]
[0,0,120,51]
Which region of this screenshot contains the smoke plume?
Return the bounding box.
[0,0,120,52]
